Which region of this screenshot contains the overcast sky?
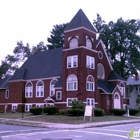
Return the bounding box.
[0,0,140,61]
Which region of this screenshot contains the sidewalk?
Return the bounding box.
[0,116,140,129]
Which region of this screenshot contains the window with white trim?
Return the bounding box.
[36,81,44,97]
[56,91,62,100]
[67,74,77,91]
[107,100,110,105]
[67,98,77,107]
[67,55,78,68]
[86,98,95,107]
[25,82,33,98]
[25,104,32,112]
[69,37,78,48]
[36,104,44,108]
[12,104,18,112]
[50,79,58,96]
[119,82,125,98]
[86,56,95,69]
[5,90,9,98]
[86,75,94,91]
[98,63,105,79]
[86,38,92,49]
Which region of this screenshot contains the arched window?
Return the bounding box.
[86,75,94,91]
[50,79,58,96]
[25,82,33,98]
[36,80,44,97]
[119,82,125,98]
[98,63,105,79]
[114,92,119,99]
[67,74,77,91]
[69,37,78,48]
[86,38,92,49]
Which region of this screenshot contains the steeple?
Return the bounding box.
[64,9,96,33]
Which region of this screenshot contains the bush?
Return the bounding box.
[66,108,85,116]
[111,109,126,116]
[94,108,105,116]
[43,106,57,115]
[129,108,139,115]
[30,107,42,115]
[59,109,66,115]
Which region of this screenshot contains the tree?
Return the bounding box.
[32,41,47,52]
[47,23,68,49]
[93,14,140,78]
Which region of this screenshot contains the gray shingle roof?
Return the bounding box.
[64,9,96,33]
[55,76,62,87]
[0,76,12,89]
[108,71,126,81]
[10,48,63,81]
[126,76,140,85]
[98,80,116,93]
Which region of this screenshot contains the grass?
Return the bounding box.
[0,112,139,124]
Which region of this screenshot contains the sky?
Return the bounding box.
[0,0,140,62]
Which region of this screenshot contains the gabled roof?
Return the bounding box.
[55,76,62,88]
[64,9,96,33]
[0,76,12,89]
[98,80,116,93]
[108,71,126,81]
[10,48,63,81]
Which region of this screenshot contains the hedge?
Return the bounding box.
[30,107,42,115]
[94,108,105,116]
[111,109,126,116]
[59,109,66,115]
[43,106,57,115]
[129,108,139,116]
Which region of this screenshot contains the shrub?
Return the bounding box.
[30,107,42,115]
[66,108,85,116]
[59,109,66,115]
[111,109,126,116]
[43,106,57,115]
[94,108,105,116]
[129,108,139,115]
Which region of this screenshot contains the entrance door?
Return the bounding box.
[114,92,121,109]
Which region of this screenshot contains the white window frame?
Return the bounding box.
[67,98,77,107]
[67,55,78,68]
[67,74,78,91]
[86,75,95,91]
[86,98,95,107]
[25,104,32,112]
[86,56,95,69]
[36,104,44,108]
[119,82,125,98]
[36,80,44,97]
[56,91,62,100]
[69,37,78,48]
[12,104,18,112]
[25,82,33,98]
[50,79,58,97]
[5,90,9,99]
[86,38,92,49]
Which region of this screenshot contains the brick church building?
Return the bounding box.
[0,9,127,113]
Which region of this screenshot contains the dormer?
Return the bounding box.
[64,9,96,50]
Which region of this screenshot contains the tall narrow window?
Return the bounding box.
[67,55,78,68]
[36,81,44,97]
[119,82,125,98]
[56,91,62,100]
[5,90,9,99]
[86,98,95,107]
[67,74,77,91]
[86,56,95,69]
[25,82,33,98]
[86,38,92,49]
[69,37,78,48]
[86,75,94,91]
[50,79,58,96]
[98,63,105,79]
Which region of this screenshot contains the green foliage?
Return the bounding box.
[43,106,57,115]
[30,107,42,115]
[59,109,66,115]
[94,108,105,116]
[136,95,140,105]
[66,108,84,116]
[47,23,68,49]
[129,108,139,115]
[126,85,134,97]
[93,14,140,78]
[111,109,126,116]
